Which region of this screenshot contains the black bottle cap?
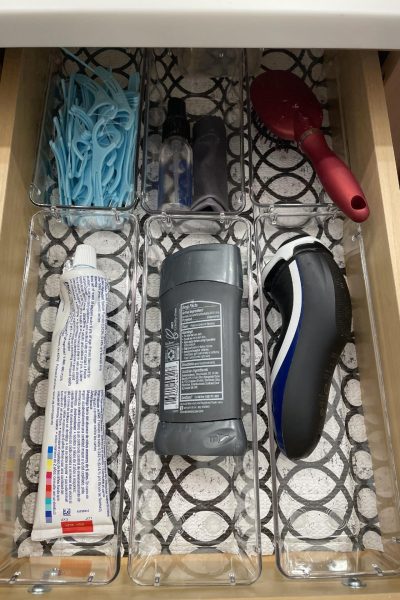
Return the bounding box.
[193,115,226,141]
[162,97,190,142]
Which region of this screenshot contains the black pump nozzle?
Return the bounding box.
[162,97,190,142]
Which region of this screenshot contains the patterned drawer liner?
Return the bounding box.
[15,48,379,558]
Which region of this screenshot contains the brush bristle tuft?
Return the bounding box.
[251,109,293,151]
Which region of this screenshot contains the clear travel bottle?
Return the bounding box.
[158,97,193,211]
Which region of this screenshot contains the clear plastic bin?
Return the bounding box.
[140,49,249,214]
[30,48,144,211]
[249,49,334,211]
[255,206,400,579]
[129,214,261,586]
[0,209,138,586]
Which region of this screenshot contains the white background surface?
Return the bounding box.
[1,0,400,48]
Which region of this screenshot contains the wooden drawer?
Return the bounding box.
[383,51,400,177]
[1,48,400,597]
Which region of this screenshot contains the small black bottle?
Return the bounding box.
[191,116,229,212]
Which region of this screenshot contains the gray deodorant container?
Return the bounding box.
[154,243,246,456]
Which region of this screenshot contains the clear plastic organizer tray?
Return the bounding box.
[129,214,261,586]
[249,49,334,211]
[0,209,138,585]
[255,206,400,579]
[30,48,144,211]
[140,49,249,215]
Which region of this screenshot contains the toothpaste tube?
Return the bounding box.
[32,244,113,541]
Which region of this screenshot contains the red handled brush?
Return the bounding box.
[250,69,369,222]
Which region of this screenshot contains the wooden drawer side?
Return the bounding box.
[0,49,48,423]
[336,50,400,503]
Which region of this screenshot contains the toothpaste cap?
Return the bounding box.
[73,244,97,269]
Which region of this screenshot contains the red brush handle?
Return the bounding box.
[300,130,369,222]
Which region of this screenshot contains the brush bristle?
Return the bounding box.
[251,110,293,151]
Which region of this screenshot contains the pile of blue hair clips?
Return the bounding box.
[50,51,140,209]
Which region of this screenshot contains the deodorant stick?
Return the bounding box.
[154,243,246,456]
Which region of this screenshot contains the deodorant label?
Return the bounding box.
[163,300,224,415]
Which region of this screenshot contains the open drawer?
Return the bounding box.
[1,48,400,597]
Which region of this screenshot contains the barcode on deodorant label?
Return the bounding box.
[164,361,179,410]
